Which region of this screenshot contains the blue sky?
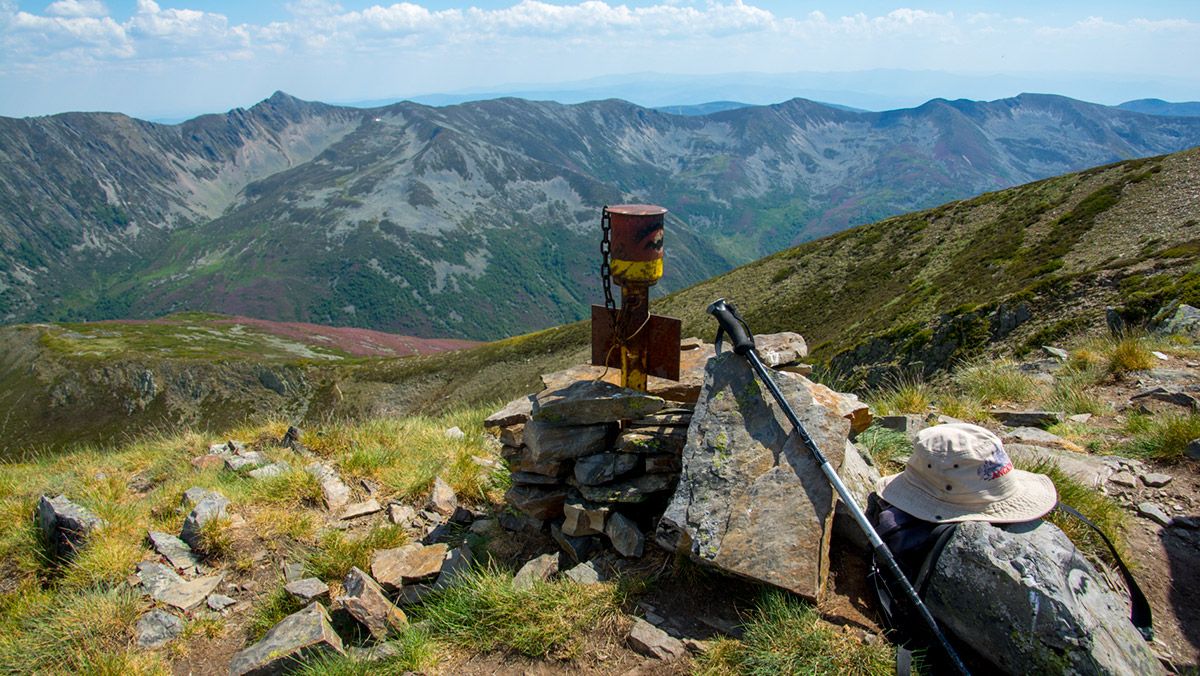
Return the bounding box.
[2,1,1198,118]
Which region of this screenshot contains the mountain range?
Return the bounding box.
[3,91,1200,340]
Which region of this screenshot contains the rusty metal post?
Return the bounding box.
[592,204,681,391]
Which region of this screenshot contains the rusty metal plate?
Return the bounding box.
[590,305,681,381]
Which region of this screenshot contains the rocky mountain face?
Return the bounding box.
[3,91,1200,339]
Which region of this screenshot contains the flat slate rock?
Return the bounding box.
[562,498,608,537]
[285,578,330,603]
[628,617,687,660]
[340,499,382,520]
[576,474,675,504]
[136,609,183,648]
[148,530,199,570]
[551,523,601,563]
[524,420,610,463]
[137,561,184,597]
[563,560,603,585]
[532,380,665,425]
[207,593,236,611]
[426,477,458,516]
[37,494,104,559]
[573,453,639,485]
[371,543,448,588]
[229,602,344,676]
[432,545,474,590]
[484,395,535,428]
[154,572,224,611]
[1001,427,1082,452]
[605,511,645,558]
[661,352,847,602]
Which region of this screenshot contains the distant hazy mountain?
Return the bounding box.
[653,101,753,116]
[1118,99,1200,117]
[3,91,1200,339]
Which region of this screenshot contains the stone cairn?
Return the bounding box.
[485,333,842,568]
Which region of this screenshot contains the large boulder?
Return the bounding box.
[660,352,847,602]
[229,602,344,676]
[1157,303,1200,338]
[925,520,1163,675]
[832,441,881,552]
[37,495,104,559]
[532,380,665,425]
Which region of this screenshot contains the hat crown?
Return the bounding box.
[906,423,1019,505]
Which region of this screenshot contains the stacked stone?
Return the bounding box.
[488,379,690,559]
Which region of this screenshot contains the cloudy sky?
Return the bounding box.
[2,0,1198,118]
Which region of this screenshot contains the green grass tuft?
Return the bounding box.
[1019,458,1129,563]
[414,566,626,659]
[696,590,897,675]
[306,524,407,583]
[1119,413,1200,462]
[1107,336,1157,374]
[953,358,1043,405]
[870,374,932,415]
[855,427,911,474]
[245,585,306,642]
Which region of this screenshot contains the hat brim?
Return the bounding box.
[875,469,1057,524]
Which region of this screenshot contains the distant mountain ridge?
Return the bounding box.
[1118,99,1200,117]
[3,91,1200,339]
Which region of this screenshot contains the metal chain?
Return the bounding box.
[599,206,615,315]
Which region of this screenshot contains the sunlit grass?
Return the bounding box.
[953,358,1044,405]
[1119,413,1200,462]
[869,374,932,415]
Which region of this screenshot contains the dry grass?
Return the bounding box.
[1120,413,1200,462]
[952,358,1044,405]
[869,374,933,415]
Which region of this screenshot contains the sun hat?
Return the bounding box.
[875,423,1057,523]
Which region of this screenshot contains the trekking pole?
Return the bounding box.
[706,298,970,676]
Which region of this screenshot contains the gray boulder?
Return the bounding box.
[148,530,199,570]
[1158,303,1200,338]
[660,353,846,602]
[877,414,927,440]
[136,609,183,648]
[753,332,809,367]
[484,394,534,428]
[605,511,645,558]
[833,442,881,552]
[628,617,687,660]
[285,578,330,604]
[229,602,344,676]
[37,495,104,559]
[532,380,665,425]
[505,484,568,520]
[178,488,229,550]
[925,520,1163,675]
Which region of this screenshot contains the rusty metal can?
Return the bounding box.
[606,204,666,286]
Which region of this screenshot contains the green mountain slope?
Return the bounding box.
[5,93,1200,339]
[2,147,1198,455]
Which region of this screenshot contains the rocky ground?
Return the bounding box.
[1,326,1198,675]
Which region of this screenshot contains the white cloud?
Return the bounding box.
[44,0,108,18]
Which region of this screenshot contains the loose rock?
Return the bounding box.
[513,553,558,590]
[207,593,236,611]
[371,543,448,588]
[1042,345,1069,361]
[432,545,473,590]
[1001,427,1082,452]
[576,474,674,504]
[1159,303,1200,338]
[426,477,458,516]
[340,499,382,520]
[563,560,603,585]
[753,331,809,367]
[562,498,608,537]
[148,530,199,571]
[285,578,330,603]
[877,414,927,440]
[605,512,644,558]
[1187,438,1200,461]
[1141,473,1173,488]
[339,567,407,638]
[444,426,466,440]
[551,522,601,563]
[229,602,344,676]
[136,609,183,648]
[224,451,267,472]
[1138,502,1172,527]
[36,495,104,560]
[282,561,306,583]
[484,395,535,428]
[387,503,416,526]
[628,617,687,660]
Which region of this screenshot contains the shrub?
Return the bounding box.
[415,566,626,659]
[696,590,896,675]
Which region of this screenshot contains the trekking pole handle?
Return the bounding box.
[707,298,756,355]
